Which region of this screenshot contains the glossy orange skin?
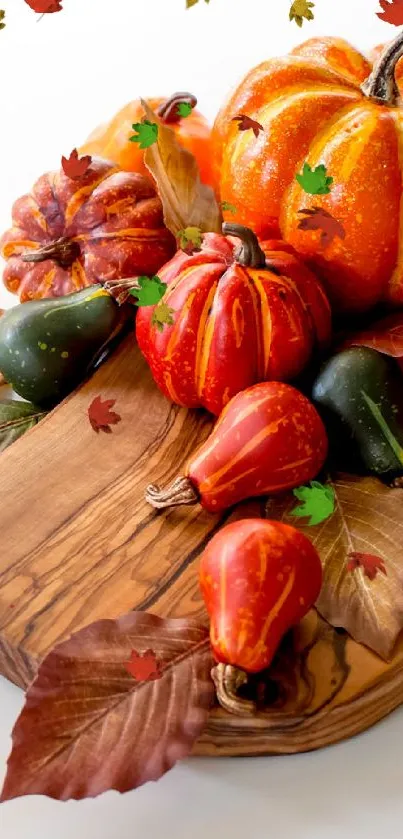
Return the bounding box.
[199,518,323,673]
[213,37,403,313]
[80,97,215,187]
[0,159,175,301]
[136,232,331,416]
[186,381,328,513]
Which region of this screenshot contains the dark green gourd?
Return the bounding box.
[312,347,403,478]
[0,285,125,408]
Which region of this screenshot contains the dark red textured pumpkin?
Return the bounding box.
[136,223,331,416]
[0,158,175,301]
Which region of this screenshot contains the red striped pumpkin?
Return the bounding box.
[0,159,175,301]
[136,224,331,416]
[145,381,328,513]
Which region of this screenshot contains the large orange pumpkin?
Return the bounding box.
[136,223,331,416]
[213,33,403,313]
[80,92,214,188]
[0,158,175,301]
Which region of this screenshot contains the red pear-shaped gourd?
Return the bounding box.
[199,518,323,715]
[145,381,328,513]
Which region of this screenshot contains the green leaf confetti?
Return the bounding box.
[291,480,336,526]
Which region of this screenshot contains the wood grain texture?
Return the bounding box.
[0,336,403,755]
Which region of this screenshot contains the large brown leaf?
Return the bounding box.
[141,99,222,236]
[1,612,214,802]
[266,473,403,660]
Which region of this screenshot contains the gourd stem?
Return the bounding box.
[21,237,80,270]
[211,663,257,717]
[361,32,403,106]
[103,277,141,306]
[223,223,266,269]
[157,92,197,124]
[145,475,199,509]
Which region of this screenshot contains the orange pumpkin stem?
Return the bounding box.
[211,663,257,717]
[157,92,198,124]
[145,475,199,508]
[223,223,267,268]
[21,237,80,270]
[361,31,403,106]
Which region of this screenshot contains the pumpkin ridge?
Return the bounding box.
[386,111,403,303]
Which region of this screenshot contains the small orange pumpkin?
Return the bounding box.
[213,33,403,313]
[80,93,214,188]
[0,158,175,301]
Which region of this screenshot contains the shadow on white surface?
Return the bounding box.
[1,675,402,839]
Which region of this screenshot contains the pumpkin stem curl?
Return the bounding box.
[361,32,403,106]
[223,223,266,269]
[21,237,80,270]
[145,475,199,508]
[211,663,257,717]
[157,92,197,124]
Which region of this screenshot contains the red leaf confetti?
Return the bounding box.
[88,396,121,434]
[61,149,92,181]
[232,114,264,138]
[376,0,403,25]
[124,649,162,682]
[24,0,63,12]
[298,206,346,248]
[347,552,387,581]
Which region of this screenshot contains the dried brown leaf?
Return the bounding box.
[141,99,222,236]
[266,473,403,659]
[1,612,214,802]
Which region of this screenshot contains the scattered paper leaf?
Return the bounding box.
[24,0,63,11]
[298,207,346,248]
[232,114,264,138]
[376,0,403,25]
[291,481,335,526]
[151,302,176,331]
[129,120,159,150]
[0,400,47,453]
[266,473,403,659]
[129,276,167,307]
[177,226,203,253]
[141,99,221,236]
[221,201,237,214]
[296,163,333,195]
[61,149,92,181]
[88,396,121,434]
[124,649,162,682]
[186,0,210,6]
[176,102,193,118]
[347,552,387,581]
[0,10,5,29]
[289,0,315,26]
[0,611,214,802]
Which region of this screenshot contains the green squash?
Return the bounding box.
[0,285,127,408]
[312,346,403,477]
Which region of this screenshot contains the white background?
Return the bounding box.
[1,1,403,837]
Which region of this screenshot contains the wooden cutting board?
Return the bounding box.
[1,335,403,756]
